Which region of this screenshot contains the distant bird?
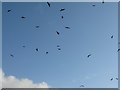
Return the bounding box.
[110,78,113,81]
[60,8,65,11]
[36,48,39,51]
[111,35,113,39]
[80,85,84,87]
[36,26,40,28]
[8,9,12,12]
[118,49,120,52]
[102,0,104,3]
[10,54,14,57]
[57,45,60,47]
[47,2,50,7]
[87,54,91,58]
[65,27,70,29]
[46,52,48,54]
[56,31,60,35]
[22,45,26,48]
[58,48,61,50]
[61,16,64,19]
[21,16,26,19]
[116,78,118,80]
[92,4,96,7]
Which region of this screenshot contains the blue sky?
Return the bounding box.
[2,2,118,88]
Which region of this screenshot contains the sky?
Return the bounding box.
[2,2,118,88]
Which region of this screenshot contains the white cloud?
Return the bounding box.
[0,68,50,89]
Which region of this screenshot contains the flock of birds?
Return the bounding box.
[7,1,119,88]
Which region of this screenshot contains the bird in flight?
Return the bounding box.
[111,35,113,39]
[102,0,104,3]
[58,48,61,50]
[60,8,65,11]
[65,27,70,29]
[87,54,91,58]
[117,49,120,52]
[8,9,12,12]
[10,54,14,57]
[22,45,26,48]
[57,45,60,47]
[36,26,40,28]
[92,4,96,7]
[36,48,39,51]
[47,2,50,7]
[46,52,48,54]
[61,16,64,19]
[80,85,84,87]
[21,16,26,19]
[56,31,60,35]
[110,78,113,81]
[116,78,118,80]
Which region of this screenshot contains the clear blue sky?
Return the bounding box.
[3,2,118,88]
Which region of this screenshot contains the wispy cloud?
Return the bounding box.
[0,68,50,88]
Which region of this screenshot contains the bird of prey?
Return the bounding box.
[92,4,96,7]
[60,8,65,11]
[61,16,64,19]
[58,48,61,50]
[87,54,91,58]
[111,35,113,38]
[80,85,84,87]
[56,31,60,35]
[118,49,120,52]
[65,27,70,29]
[8,9,12,12]
[21,16,26,19]
[36,26,40,28]
[110,78,113,81]
[116,78,118,80]
[10,54,14,57]
[36,48,39,51]
[47,2,50,7]
[46,52,48,54]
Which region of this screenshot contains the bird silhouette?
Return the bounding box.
[22,45,26,48]
[57,45,60,47]
[8,9,12,12]
[111,35,113,38]
[47,2,50,7]
[116,78,118,80]
[102,0,104,3]
[87,54,91,58]
[61,16,64,19]
[110,78,113,81]
[118,49,120,52]
[65,27,70,29]
[46,52,48,54]
[58,48,61,50]
[80,85,84,87]
[21,16,26,19]
[36,26,40,28]
[60,8,65,11]
[56,31,60,35]
[10,54,14,57]
[92,4,96,7]
[36,48,39,51]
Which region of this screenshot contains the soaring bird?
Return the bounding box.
[111,35,113,38]
[21,16,26,19]
[61,16,64,19]
[47,2,50,7]
[92,4,96,7]
[57,45,60,47]
[56,31,60,35]
[36,48,39,51]
[36,26,40,28]
[87,54,91,58]
[65,27,70,29]
[58,48,61,50]
[110,78,113,81]
[60,8,65,11]
[8,9,12,12]
[10,54,14,57]
[118,49,120,52]
[80,85,84,87]
[116,78,118,80]
[46,52,48,54]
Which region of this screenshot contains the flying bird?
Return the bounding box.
[36,26,40,28]
[116,78,118,80]
[118,49,120,52]
[102,0,104,3]
[22,45,26,48]
[46,52,48,54]
[80,85,84,87]
[56,31,60,35]
[57,45,60,47]
[8,9,12,12]
[111,35,113,38]
[110,78,113,81]
[92,4,96,7]
[47,2,50,7]
[36,48,39,51]
[58,48,61,50]
[10,54,14,57]
[60,8,65,11]
[61,16,64,19]
[21,16,26,19]
[87,54,91,58]
[65,27,70,29]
